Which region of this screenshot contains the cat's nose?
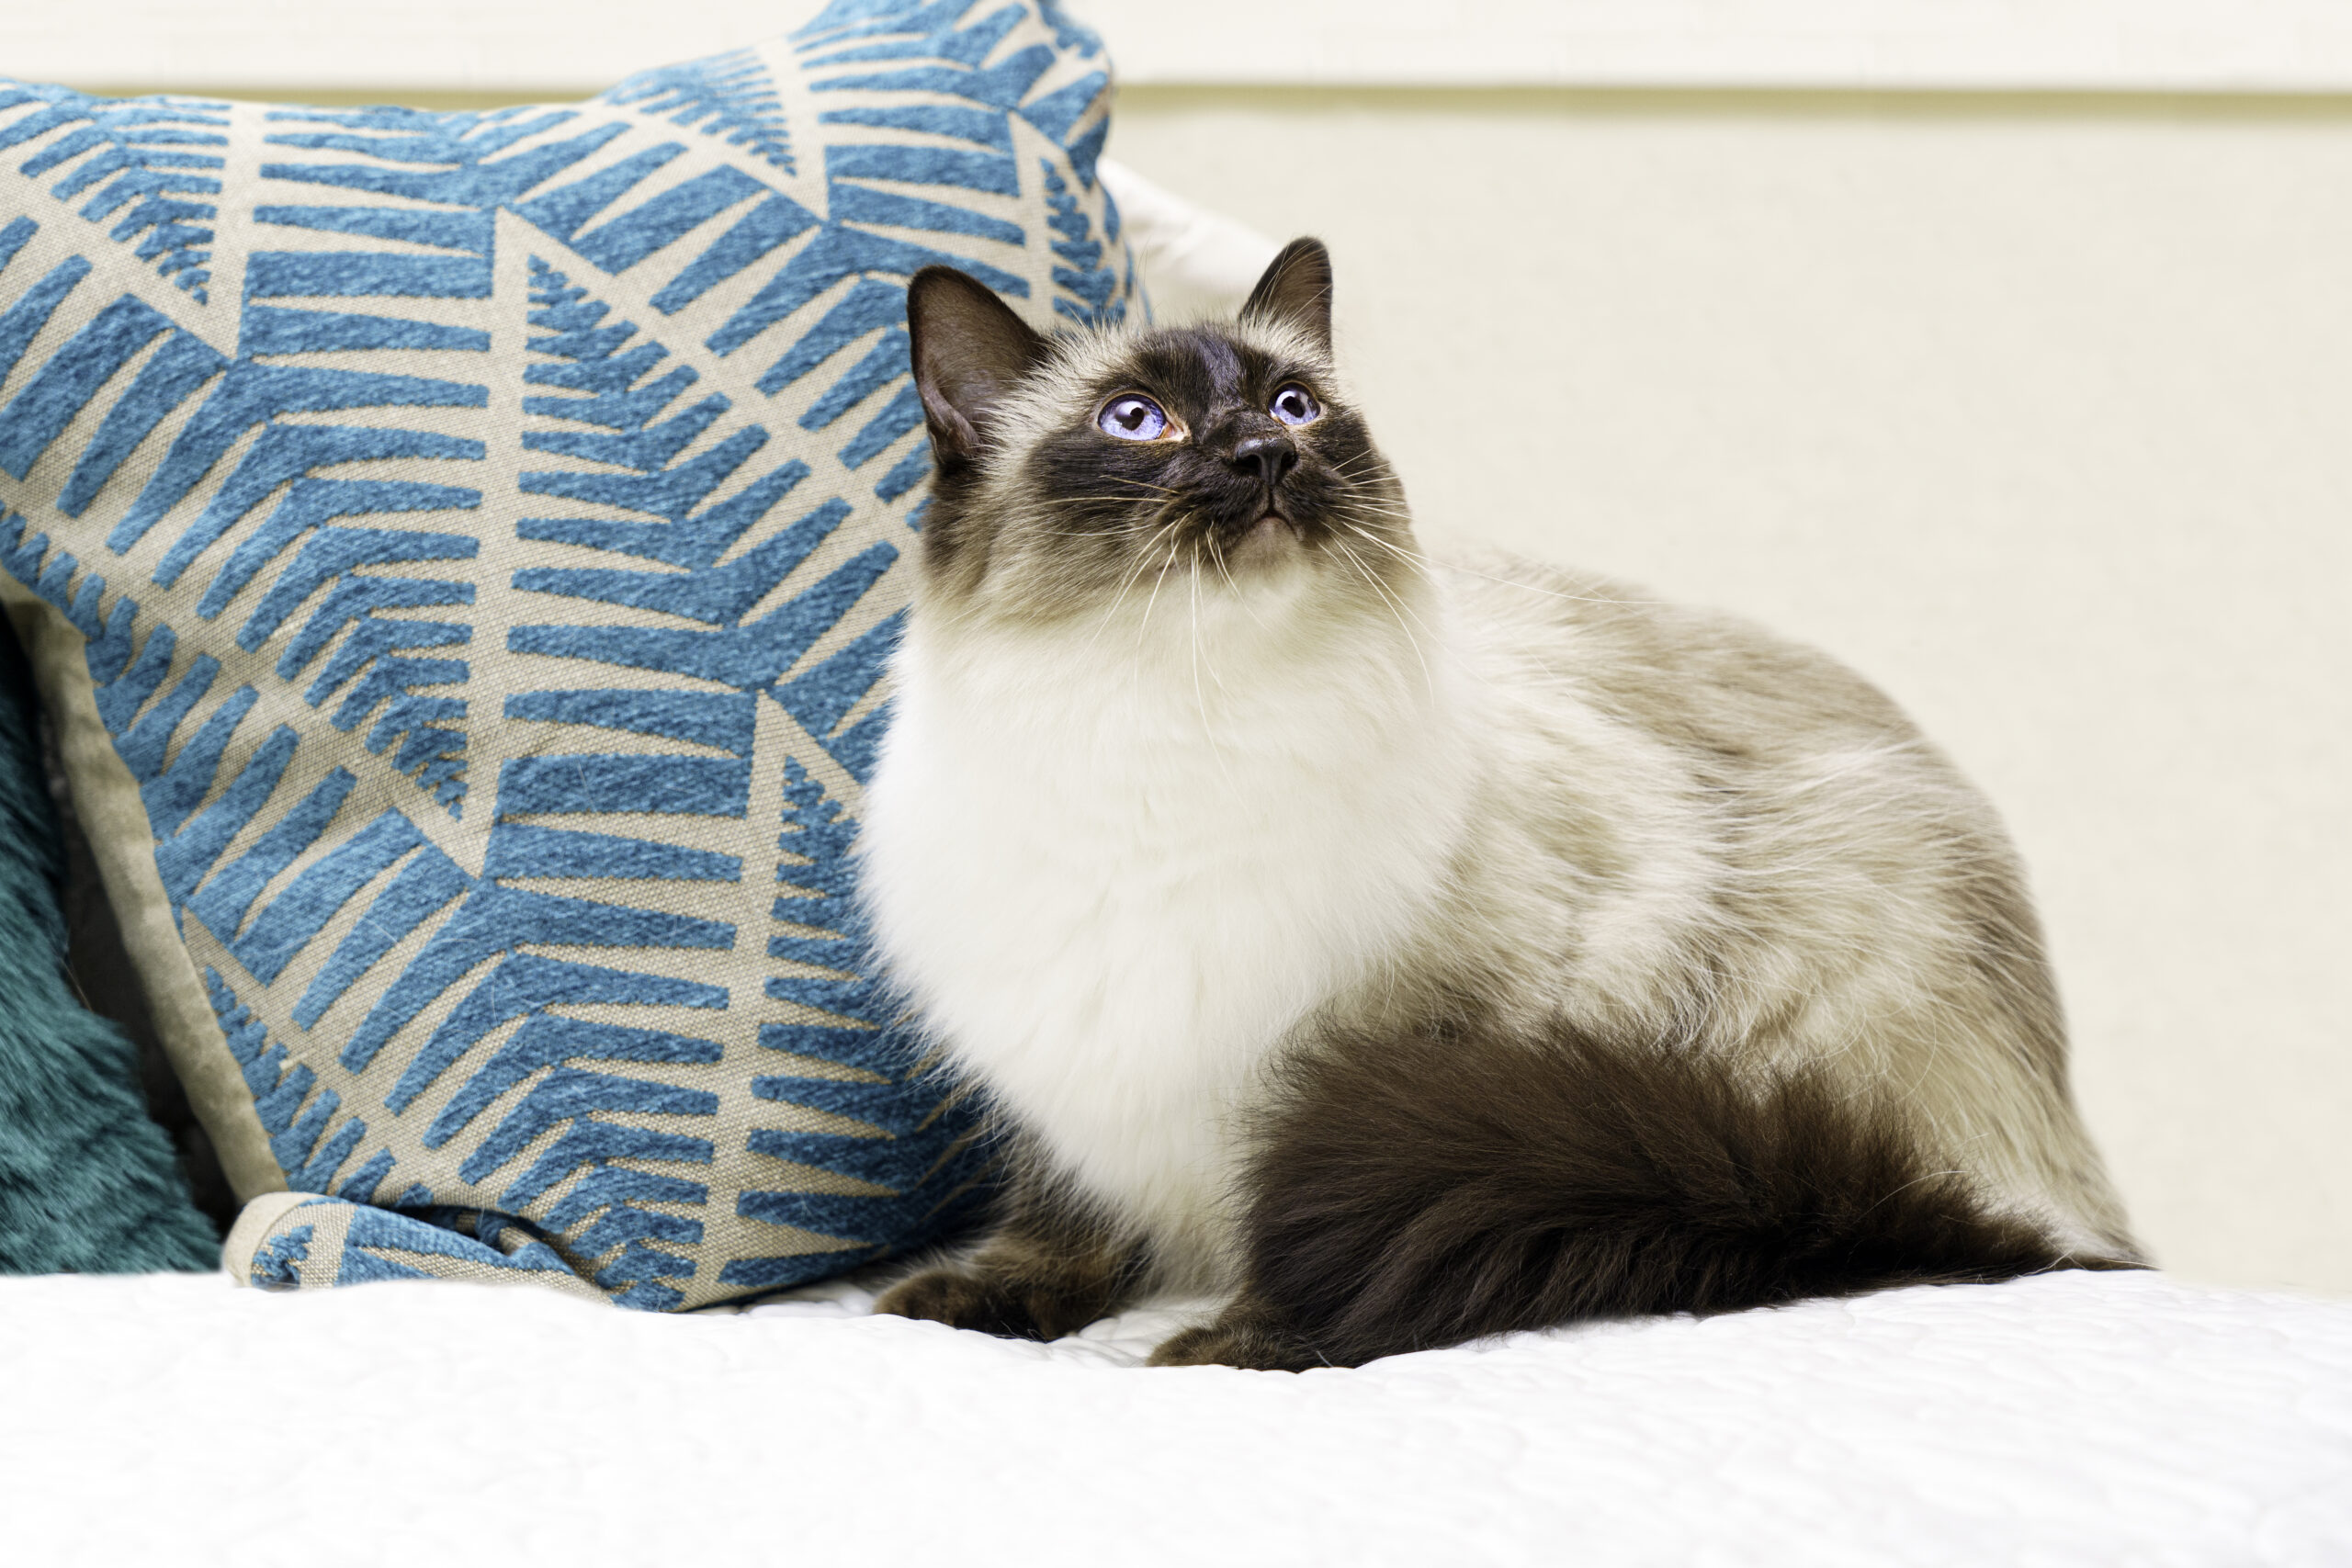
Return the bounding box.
[1229,432,1297,490]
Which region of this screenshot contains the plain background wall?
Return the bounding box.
[1107,89,2351,1294]
[7,0,2346,1294]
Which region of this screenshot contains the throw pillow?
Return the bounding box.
[0,0,1135,1309]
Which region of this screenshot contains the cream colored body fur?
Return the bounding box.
[862,556,1469,1280]
[859,543,2137,1287]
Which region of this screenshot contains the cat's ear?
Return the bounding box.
[1239,238,1333,353]
[908,266,1051,466]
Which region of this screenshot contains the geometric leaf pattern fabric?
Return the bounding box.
[0,0,1135,1310]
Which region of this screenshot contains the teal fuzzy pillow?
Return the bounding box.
[0,0,1134,1307]
[0,619,216,1272]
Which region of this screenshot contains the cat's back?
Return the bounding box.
[1426,543,2134,1255]
[1429,540,2030,982]
[1432,543,1917,767]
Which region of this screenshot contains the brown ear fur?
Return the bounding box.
[1239,238,1334,351]
[906,265,1051,466]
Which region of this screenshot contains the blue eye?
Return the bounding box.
[1271,384,1320,426]
[1098,394,1168,441]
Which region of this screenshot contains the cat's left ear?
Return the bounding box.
[908,265,1052,467]
[1240,237,1333,353]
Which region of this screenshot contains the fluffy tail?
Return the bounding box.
[1236,1020,2127,1366]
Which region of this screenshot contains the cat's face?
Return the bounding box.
[905,240,1417,630]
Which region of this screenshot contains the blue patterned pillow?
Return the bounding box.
[0,0,1135,1309]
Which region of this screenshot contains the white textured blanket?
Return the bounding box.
[7,1269,2348,1565]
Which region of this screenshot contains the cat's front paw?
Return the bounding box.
[873,1266,1043,1337]
[1148,1314,1331,1371]
[875,1264,1114,1340]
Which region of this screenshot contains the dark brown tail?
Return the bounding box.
[1236,1019,2126,1367]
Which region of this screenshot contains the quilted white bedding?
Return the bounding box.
[7,1268,2348,1566]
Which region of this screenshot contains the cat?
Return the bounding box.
[857,239,2141,1370]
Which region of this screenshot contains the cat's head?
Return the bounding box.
[904,239,1417,631]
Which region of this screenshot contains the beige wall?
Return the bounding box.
[1111,87,2352,1295]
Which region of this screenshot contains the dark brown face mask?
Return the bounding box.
[900,238,1415,621]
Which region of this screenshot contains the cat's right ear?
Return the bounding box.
[907,266,1051,468]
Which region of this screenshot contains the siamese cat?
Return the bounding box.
[857,241,2138,1370]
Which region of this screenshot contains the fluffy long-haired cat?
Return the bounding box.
[859,240,2139,1370]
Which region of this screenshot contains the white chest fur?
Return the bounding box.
[857,588,1473,1280]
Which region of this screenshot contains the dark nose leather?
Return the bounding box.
[1229,431,1297,490]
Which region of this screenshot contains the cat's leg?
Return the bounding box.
[874,1153,1141,1341]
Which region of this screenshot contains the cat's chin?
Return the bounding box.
[1228,513,1301,567]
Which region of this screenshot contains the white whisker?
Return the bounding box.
[1079,511,1181,659]
[1338,515,1657,606]
[1331,535,1433,698]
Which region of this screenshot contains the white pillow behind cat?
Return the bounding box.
[1100,159,1280,321]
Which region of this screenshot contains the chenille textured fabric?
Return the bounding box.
[0,0,1135,1308]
